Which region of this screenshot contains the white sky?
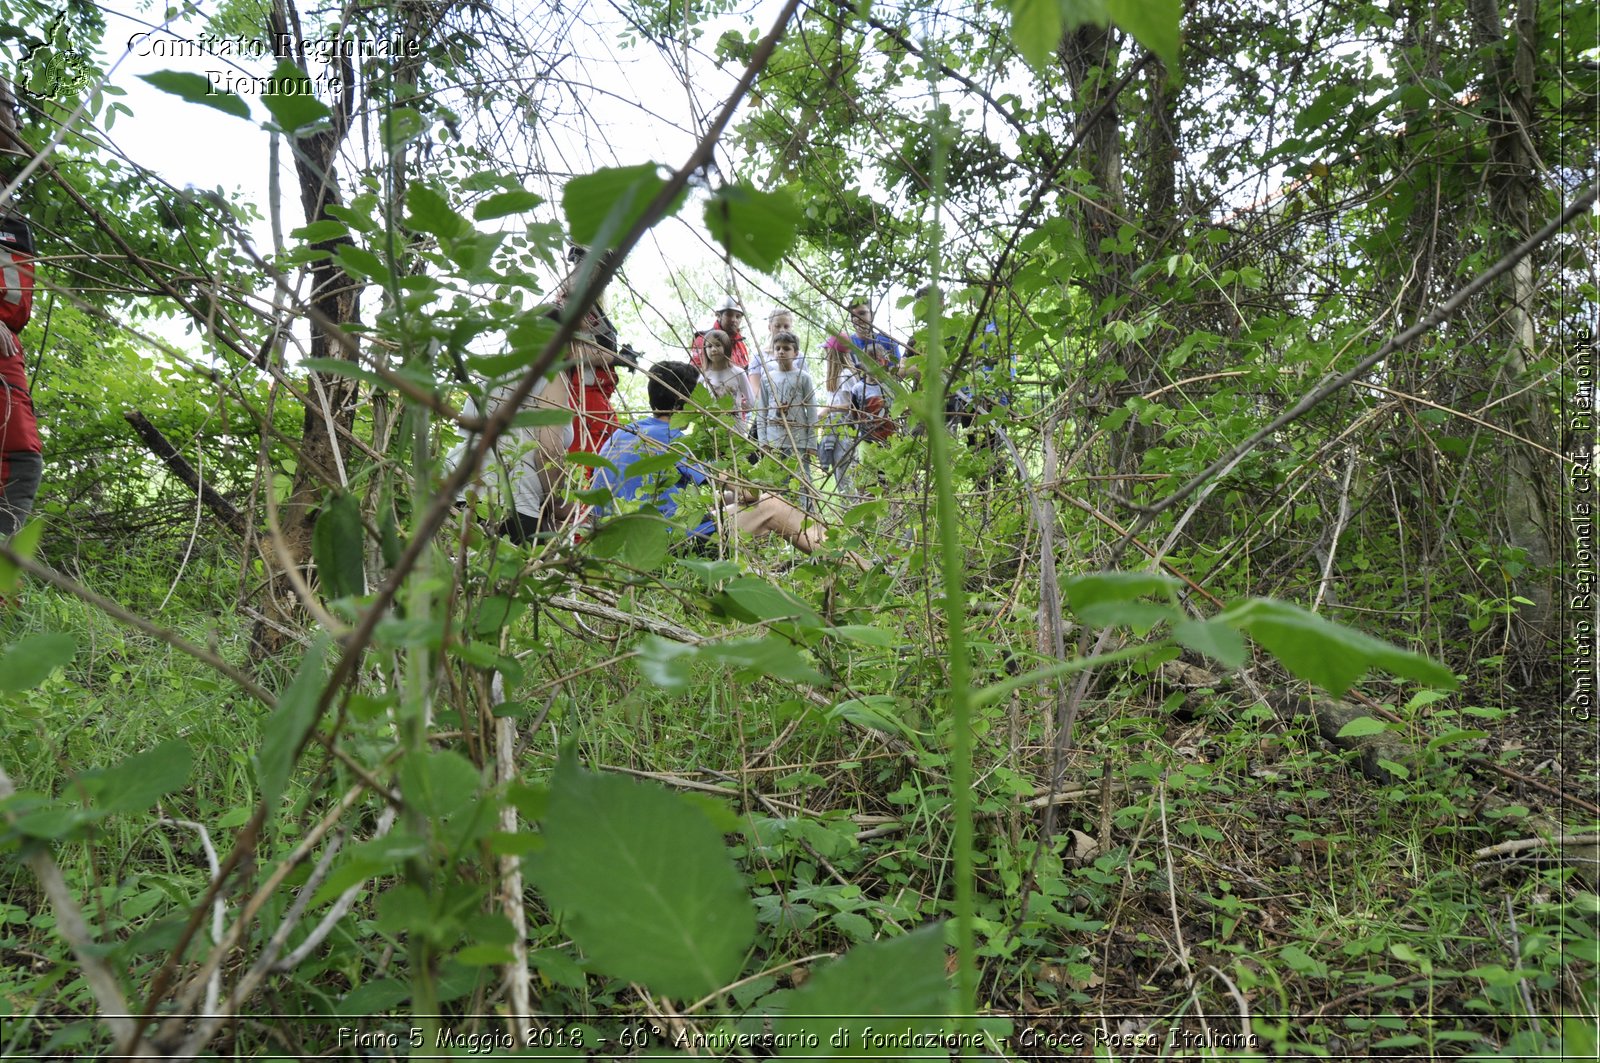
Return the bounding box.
[81,0,868,368]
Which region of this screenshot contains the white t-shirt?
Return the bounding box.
[818,368,858,439]
[701,363,755,426]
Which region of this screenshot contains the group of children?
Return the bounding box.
[688,297,906,505]
[457,271,912,560]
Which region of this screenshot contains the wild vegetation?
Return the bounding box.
[0,0,1595,1058]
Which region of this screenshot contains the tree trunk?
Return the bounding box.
[124,410,248,536]
[1059,25,1156,479]
[250,0,365,658]
[1469,0,1558,664]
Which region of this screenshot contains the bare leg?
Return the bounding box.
[732,493,825,553]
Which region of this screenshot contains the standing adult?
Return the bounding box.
[555,245,636,462]
[689,296,751,370]
[842,296,902,368]
[0,209,42,537]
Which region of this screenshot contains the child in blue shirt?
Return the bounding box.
[593,361,824,553]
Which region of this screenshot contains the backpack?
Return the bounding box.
[852,385,895,442]
[0,213,35,342]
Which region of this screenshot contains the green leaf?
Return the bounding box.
[524,759,755,999]
[259,61,332,130]
[469,316,559,377]
[311,830,426,906]
[381,106,426,151]
[407,184,472,240]
[0,632,76,691]
[507,407,575,429]
[454,943,515,966]
[255,638,329,813]
[290,219,348,243]
[300,357,386,391]
[587,513,672,571]
[336,979,408,1016]
[1106,0,1182,71]
[400,749,482,826]
[561,163,683,249]
[473,595,525,636]
[1171,618,1246,668]
[1062,570,1180,611]
[0,518,44,594]
[775,924,952,1056]
[1278,943,1327,978]
[1076,599,1173,632]
[1376,758,1410,780]
[530,948,588,990]
[1335,716,1389,739]
[474,190,543,221]
[333,244,391,285]
[312,492,365,600]
[12,804,97,840]
[1004,0,1066,71]
[1563,1019,1598,1060]
[450,640,523,687]
[826,624,896,647]
[703,183,801,273]
[139,70,249,120]
[830,696,920,744]
[1220,598,1457,696]
[612,451,680,482]
[706,638,827,687]
[710,576,821,626]
[76,741,192,813]
[378,503,403,571]
[676,557,742,588]
[1426,728,1487,751]
[1404,689,1449,711]
[634,635,698,691]
[445,230,507,278]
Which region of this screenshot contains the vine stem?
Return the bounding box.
[918,37,977,1038]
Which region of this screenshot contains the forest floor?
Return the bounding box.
[0,534,1594,1060]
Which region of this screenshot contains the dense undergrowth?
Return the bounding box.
[0,0,1596,1057]
[1,478,1593,1059]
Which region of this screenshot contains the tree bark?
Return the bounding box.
[251,0,366,658]
[1058,25,1155,477]
[0,76,21,154]
[1469,0,1559,663]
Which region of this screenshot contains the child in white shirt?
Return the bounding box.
[699,328,755,428]
[757,329,818,508]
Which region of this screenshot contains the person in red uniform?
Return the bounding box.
[0,210,42,537]
[689,296,751,370]
[553,246,638,470]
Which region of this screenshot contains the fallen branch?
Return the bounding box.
[123,410,248,535]
[1024,781,1132,810]
[547,594,709,644]
[1473,834,1600,860]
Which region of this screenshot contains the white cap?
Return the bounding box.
[715,295,743,314]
